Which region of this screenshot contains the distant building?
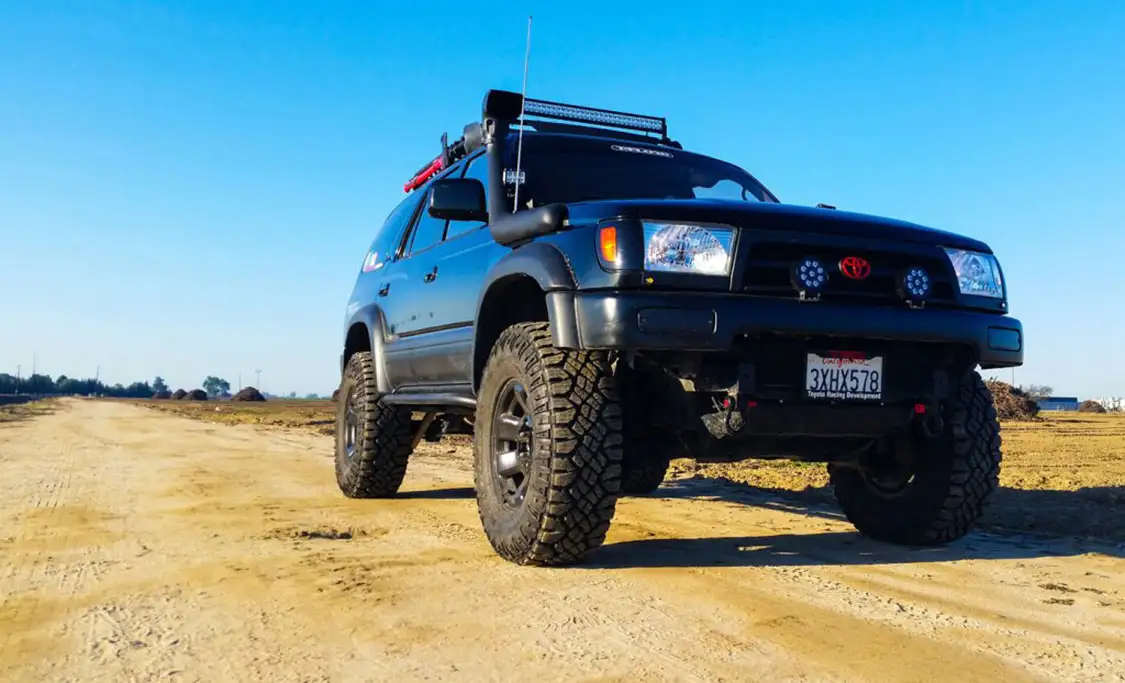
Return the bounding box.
[1037,396,1079,411]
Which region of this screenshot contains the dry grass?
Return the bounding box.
[677,412,1125,540]
[679,412,1125,493]
[128,398,338,436]
[0,399,59,425]
[124,398,1125,540]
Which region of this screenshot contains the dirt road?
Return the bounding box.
[2,400,1124,682]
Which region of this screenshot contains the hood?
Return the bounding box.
[563,199,991,252]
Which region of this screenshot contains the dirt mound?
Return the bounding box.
[185,389,208,401]
[1079,400,1107,414]
[171,389,188,400]
[232,387,266,402]
[984,380,1040,421]
[152,391,172,400]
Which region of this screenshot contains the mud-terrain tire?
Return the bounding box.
[473,322,623,566]
[616,363,677,495]
[829,369,1001,545]
[334,351,414,498]
[621,447,671,496]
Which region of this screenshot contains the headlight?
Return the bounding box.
[943,248,1005,299]
[643,222,735,276]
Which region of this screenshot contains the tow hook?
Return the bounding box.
[722,363,758,434]
[920,409,945,439]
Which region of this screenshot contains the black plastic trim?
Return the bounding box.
[569,291,1024,368]
[489,204,569,246]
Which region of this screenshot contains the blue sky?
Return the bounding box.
[1,1,1122,397]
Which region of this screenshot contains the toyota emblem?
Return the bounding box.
[839,256,871,281]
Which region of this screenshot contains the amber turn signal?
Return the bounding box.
[599,225,618,264]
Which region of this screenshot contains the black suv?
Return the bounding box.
[334,90,1023,566]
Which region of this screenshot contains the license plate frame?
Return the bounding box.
[805,351,884,402]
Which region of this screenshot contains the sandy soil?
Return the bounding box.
[2,400,1124,682]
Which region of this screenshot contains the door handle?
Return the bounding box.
[423,266,438,283]
[378,283,390,297]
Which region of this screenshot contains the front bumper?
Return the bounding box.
[548,290,1023,369]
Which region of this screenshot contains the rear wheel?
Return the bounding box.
[617,363,678,495]
[621,447,671,495]
[334,351,414,498]
[829,369,1001,545]
[473,322,623,566]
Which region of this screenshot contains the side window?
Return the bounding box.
[447,153,490,239]
[363,191,423,272]
[404,188,450,255]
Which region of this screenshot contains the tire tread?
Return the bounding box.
[335,351,414,498]
[831,370,1002,545]
[474,322,623,566]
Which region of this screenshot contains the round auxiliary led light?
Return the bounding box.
[791,256,828,294]
[898,266,931,302]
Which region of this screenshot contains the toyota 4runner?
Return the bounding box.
[334,89,1024,566]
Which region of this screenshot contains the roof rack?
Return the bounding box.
[403,89,674,192]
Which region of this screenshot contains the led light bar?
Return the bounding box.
[522,97,667,136]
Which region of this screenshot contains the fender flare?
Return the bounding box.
[476,241,577,298]
[471,242,580,386]
[342,302,393,395]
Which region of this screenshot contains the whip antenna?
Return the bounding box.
[513,15,532,211]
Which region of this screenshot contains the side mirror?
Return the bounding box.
[429,178,488,222]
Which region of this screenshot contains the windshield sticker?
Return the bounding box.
[611,144,673,158]
[503,169,525,185]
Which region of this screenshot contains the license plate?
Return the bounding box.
[805,352,883,401]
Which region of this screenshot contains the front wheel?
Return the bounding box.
[334,351,414,498]
[473,322,624,566]
[829,369,1002,545]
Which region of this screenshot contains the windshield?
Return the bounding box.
[505,136,776,209]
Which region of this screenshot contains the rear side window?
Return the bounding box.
[362,192,423,272]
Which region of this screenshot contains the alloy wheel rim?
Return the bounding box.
[344,387,359,460]
[492,379,533,507]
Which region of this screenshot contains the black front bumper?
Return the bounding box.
[548,290,1023,369]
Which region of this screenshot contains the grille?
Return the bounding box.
[740,241,956,306]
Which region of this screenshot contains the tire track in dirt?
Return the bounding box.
[1,406,86,671]
[2,399,1123,682]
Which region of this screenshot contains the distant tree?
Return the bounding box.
[304,393,319,400]
[124,381,153,398]
[202,376,231,398]
[57,377,81,394]
[24,374,55,394]
[289,391,298,399]
[153,376,169,393]
[1021,384,1054,401]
